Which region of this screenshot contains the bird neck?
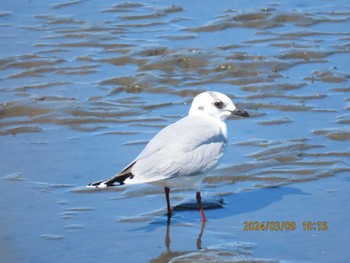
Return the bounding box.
[188,112,228,139]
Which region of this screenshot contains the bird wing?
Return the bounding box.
[88,115,226,187]
[128,115,227,183]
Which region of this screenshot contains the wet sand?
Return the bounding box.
[1,0,350,262]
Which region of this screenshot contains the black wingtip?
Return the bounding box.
[87,180,108,188]
[87,180,124,188]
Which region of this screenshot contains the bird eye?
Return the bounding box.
[214,101,224,109]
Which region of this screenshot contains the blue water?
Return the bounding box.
[1,0,350,262]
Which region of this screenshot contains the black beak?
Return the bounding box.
[232,108,249,117]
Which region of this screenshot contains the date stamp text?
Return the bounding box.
[243,221,328,231]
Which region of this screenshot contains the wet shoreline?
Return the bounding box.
[1,0,350,262]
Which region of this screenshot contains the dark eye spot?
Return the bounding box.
[214,101,224,109]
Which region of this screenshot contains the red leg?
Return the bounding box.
[196,191,207,222]
[164,187,172,224]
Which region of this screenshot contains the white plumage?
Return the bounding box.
[88,91,249,222]
[127,115,226,184]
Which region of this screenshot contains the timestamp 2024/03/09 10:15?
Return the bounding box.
[243,221,328,232]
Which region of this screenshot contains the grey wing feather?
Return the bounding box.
[129,115,227,183]
[88,115,226,187]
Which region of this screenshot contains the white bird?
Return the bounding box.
[88,91,249,223]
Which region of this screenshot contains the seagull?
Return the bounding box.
[88,91,249,223]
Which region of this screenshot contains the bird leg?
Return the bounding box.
[196,220,206,250]
[164,187,172,224]
[196,191,207,222]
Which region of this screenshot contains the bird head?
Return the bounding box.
[189,91,249,121]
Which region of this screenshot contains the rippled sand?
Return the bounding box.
[1,1,350,262]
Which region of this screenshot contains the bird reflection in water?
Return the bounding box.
[150,221,206,263]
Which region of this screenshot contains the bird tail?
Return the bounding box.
[87,161,136,188]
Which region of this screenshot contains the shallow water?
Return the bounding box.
[1,0,350,262]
